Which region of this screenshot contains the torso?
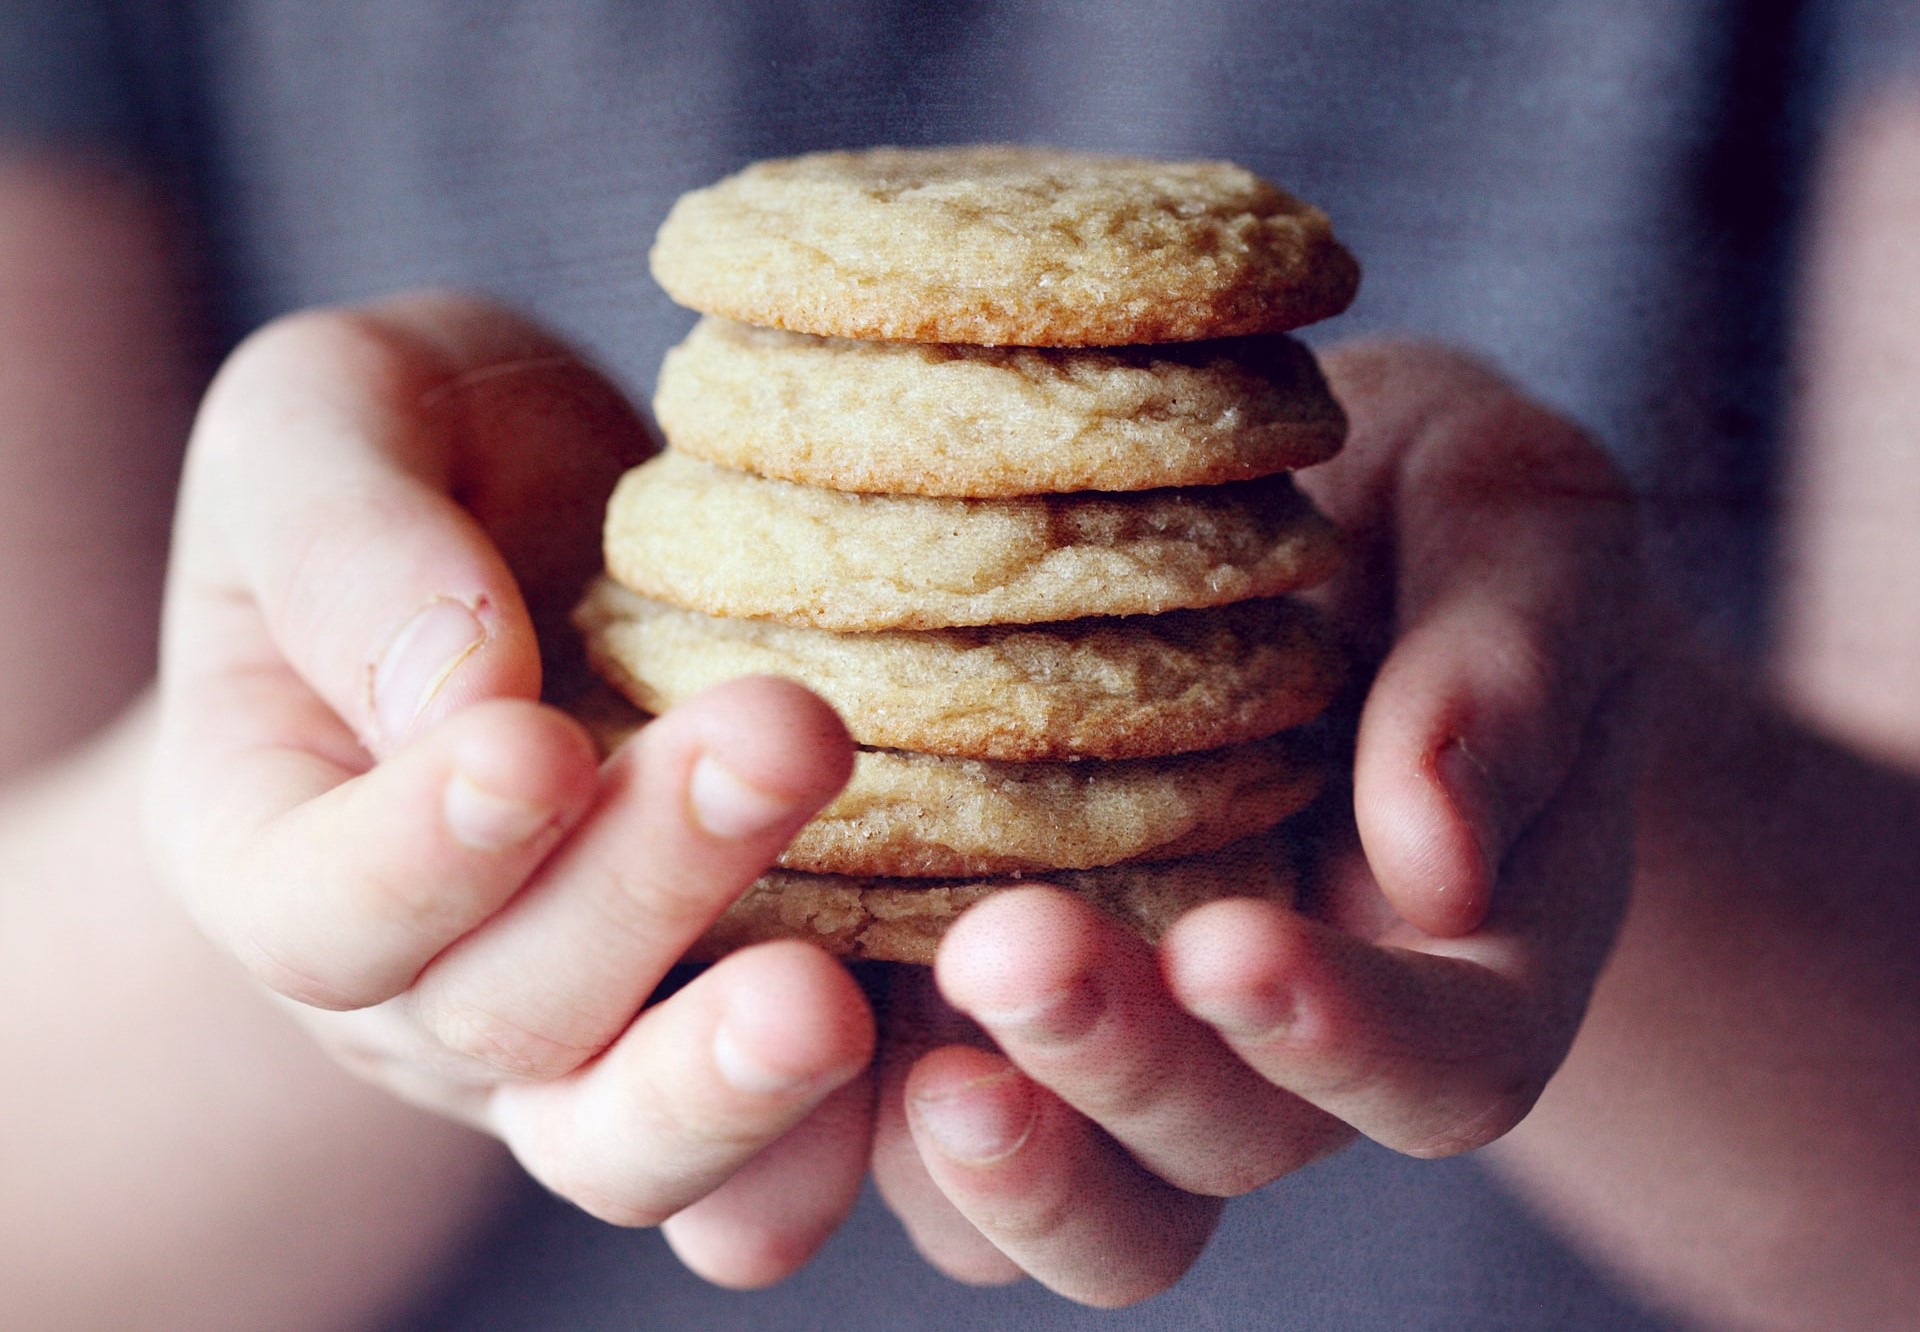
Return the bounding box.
[142,3,1818,1323]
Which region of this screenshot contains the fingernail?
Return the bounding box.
[688,752,795,838]
[443,772,553,852]
[970,974,1103,1047]
[1436,737,1501,883]
[1189,982,1298,1042]
[372,598,486,742]
[912,1069,1038,1166]
[712,1018,811,1096]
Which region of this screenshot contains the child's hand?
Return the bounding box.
[870,341,1645,1304]
[145,293,875,1286]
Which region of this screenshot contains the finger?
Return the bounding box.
[1163,901,1542,1156]
[488,941,874,1228]
[871,969,1022,1287]
[167,695,600,1010]
[661,1070,875,1288]
[404,676,854,1079]
[164,293,644,759]
[906,1045,1221,1308]
[1290,342,1500,642]
[1166,668,1637,1157]
[936,887,1352,1196]
[372,294,653,626]
[1315,342,1642,934]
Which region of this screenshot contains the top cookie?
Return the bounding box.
[649,146,1360,346]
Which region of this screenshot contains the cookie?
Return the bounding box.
[650,146,1359,346]
[571,689,1323,877]
[655,318,1347,497]
[787,739,1321,876]
[689,832,1298,965]
[603,452,1342,631]
[575,578,1344,760]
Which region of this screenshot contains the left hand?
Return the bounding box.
[146,294,875,1289]
[867,340,1646,1305]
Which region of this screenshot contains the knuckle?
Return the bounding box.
[640,1063,782,1156]
[194,306,441,479]
[231,924,374,1012]
[1067,1061,1167,1127]
[203,310,364,425]
[354,863,479,948]
[980,1186,1077,1250]
[1413,386,1634,517]
[582,850,731,949]
[185,836,375,1012]
[1278,1022,1391,1104]
[624,869,729,935]
[1308,1060,1383,1108]
[219,863,466,1015]
[418,996,599,1080]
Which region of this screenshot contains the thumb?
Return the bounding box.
[162,294,646,756]
[1316,343,1643,936]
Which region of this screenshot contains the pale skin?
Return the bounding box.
[1487,87,1920,1330]
[3,84,1919,1332]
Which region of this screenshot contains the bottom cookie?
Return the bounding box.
[687,834,1298,966]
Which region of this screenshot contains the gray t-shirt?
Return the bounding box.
[6,3,1916,1328]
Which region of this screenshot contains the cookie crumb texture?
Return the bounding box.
[782,737,1322,876]
[581,143,1360,961]
[690,835,1298,965]
[603,452,1343,631]
[655,318,1347,496]
[576,579,1343,759]
[649,146,1360,346]
[567,686,1322,878]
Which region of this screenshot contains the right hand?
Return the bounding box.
[866,342,1645,1305]
[145,293,874,1287]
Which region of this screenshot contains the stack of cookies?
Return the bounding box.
[574,146,1359,964]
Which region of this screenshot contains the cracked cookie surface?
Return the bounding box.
[655,317,1346,496]
[690,834,1299,965]
[576,579,1343,760]
[782,738,1322,876]
[603,452,1342,631]
[649,146,1359,346]
[571,688,1324,877]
